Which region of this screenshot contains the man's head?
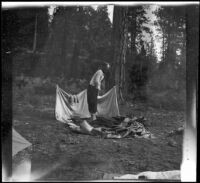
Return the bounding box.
[101,62,110,74]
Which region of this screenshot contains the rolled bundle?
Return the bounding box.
[74,95,79,103]
[68,95,79,104]
[68,95,73,104]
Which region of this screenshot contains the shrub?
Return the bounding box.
[34,84,56,95]
[146,89,186,111]
[26,94,41,107]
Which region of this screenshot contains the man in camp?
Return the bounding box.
[87,62,110,121]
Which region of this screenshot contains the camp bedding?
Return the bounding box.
[55,85,152,139]
[70,116,152,139]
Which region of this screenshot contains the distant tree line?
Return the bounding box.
[2,5,199,103]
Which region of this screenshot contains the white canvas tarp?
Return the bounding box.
[55,85,120,123]
[113,170,180,180]
[12,129,32,157]
[103,170,180,180]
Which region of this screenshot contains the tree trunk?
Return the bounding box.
[33,14,38,53]
[61,16,68,77]
[111,6,129,103]
[70,41,81,78]
[130,8,137,57]
[30,14,38,76]
[162,33,165,61]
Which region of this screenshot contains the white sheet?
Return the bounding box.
[55,85,120,123]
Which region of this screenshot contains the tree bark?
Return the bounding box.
[70,41,81,78]
[61,15,68,77]
[33,14,38,53]
[130,8,137,57]
[111,6,129,103]
[162,33,165,61]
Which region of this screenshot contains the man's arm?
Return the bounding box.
[94,71,104,90]
[99,79,105,95]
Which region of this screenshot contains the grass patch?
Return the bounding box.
[146,89,186,111]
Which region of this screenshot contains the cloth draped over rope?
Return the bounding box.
[55,85,120,123]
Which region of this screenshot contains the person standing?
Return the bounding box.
[87,62,110,121]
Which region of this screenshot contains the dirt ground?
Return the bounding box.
[13,98,184,181]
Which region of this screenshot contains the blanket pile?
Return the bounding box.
[69,116,152,139]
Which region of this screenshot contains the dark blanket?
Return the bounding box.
[71,116,152,139]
